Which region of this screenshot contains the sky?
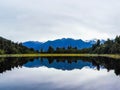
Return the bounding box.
[0,0,120,42]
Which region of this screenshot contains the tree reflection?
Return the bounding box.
[0,57,120,76]
[0,57,35,73]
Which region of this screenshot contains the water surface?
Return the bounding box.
[0,57,120,90]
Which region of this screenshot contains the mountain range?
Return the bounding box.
[22,38,105,51]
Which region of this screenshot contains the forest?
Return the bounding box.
[0,37,36,54]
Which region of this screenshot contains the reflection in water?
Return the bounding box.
[0,57,120,76]
[0,57,120,90]
[24,58,93,70]
[0,57,35,73]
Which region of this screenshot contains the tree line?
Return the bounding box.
[0,37,36,54]
[42,35,120,54]
[88,35,120,54]
[0,35,119,54]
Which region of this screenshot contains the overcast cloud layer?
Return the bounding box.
[0,0,120,42]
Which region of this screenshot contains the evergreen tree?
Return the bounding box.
[47,46,54,53]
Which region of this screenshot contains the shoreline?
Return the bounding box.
[0,54,120,59]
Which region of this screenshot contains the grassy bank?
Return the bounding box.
[0,54,120,59]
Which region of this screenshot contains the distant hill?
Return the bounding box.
[23,38,105,51]
[23,41,43,50]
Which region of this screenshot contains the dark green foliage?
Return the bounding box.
[46,46,82,53]
[0,36,36,54]
[81,35,120,54]
[55,47,65,53]
[47,46,54,53]
[92,40,100,50]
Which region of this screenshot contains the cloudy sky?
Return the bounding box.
[0,0,120,42]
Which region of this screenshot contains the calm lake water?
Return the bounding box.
[0,57,120,90]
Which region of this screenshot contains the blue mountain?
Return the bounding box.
[23,41,43,50]
[22,38,105,51]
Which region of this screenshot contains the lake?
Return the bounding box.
[0,57,120,90]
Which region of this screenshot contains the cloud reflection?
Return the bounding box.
[0,66,119,90]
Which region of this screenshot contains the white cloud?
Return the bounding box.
[0,0,120,42]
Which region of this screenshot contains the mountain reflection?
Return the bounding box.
[0,57,120,76]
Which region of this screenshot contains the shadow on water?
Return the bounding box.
[0,56,120,76]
